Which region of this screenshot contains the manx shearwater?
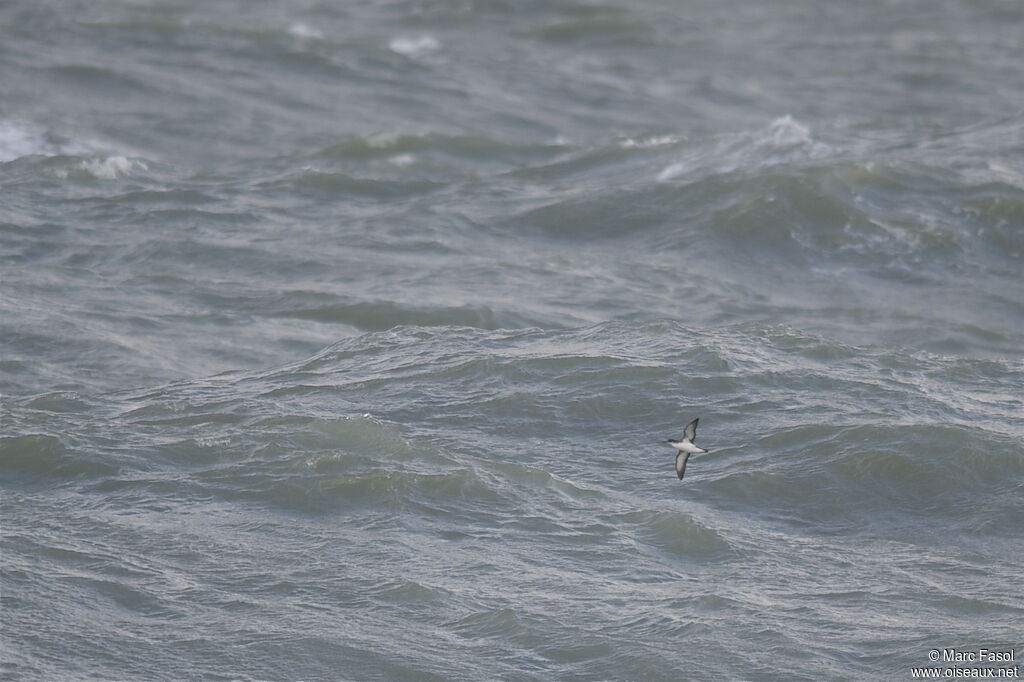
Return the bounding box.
[666,418,708,480]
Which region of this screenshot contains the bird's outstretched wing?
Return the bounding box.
[682,418,699,443]
[675,452,691,480]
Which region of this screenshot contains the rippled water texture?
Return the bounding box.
[2,0,1023,680]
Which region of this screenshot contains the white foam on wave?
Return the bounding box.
[656,161,689,182]
[388,154,416,167]
[0,120,49,161]
[1,118,148,179]
[620,134,681,149]
[288,23,324,40]
[985,160,1024,189]
[79,156,148,179]
[767,115,815,147]
[0,120,90,162]
[658,115,834,182]
[388,35,440,58]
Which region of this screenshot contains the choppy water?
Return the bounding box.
[2,1,1023,680]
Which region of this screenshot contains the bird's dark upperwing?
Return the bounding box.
[682,418,699,443]
[675,452,691,480]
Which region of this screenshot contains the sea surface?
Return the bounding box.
[2,0,1023,680]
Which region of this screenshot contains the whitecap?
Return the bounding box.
[767,114,813,147]
[287,23,323,40]
[657,160,693,182]
[388,35,440,58]
[80,155,147,179]
[388,154,416,167]
[51,155,148,179]
[0,120,92,162]
[0,119,146,177]
[657,115,834,182]
[0,120,51,161]
[620,134,681,149]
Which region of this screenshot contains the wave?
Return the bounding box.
[269,297,550,331]
[0,433,118,479]
[6,319,1017,527]
[0,119,150,180]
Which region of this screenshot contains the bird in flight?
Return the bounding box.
[666,418,708,480]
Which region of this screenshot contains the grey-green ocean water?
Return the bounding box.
[2,1,1023,680]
